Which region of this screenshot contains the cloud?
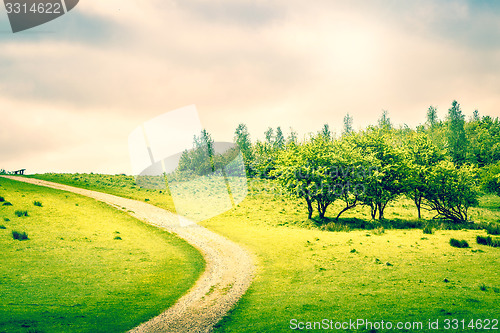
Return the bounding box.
[1,1,500,173]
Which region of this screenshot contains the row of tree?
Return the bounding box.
[231,100,500,223]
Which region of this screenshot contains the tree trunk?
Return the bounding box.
[370,205,376,220]
[414,195,422,219]
[306,198,313,219]
[378,203,384,220]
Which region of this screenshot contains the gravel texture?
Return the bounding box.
[3,176,255,333]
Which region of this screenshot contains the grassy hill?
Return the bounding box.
[0,177,204,333]
[28,173,500,332]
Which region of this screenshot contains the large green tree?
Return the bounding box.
[422,161,479,222]
[446,100,467,165]
[481,161,500,197]
[353,128,406,220]
[234,123,253,175]
[404,132,444,219]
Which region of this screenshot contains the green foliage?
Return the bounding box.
[465,115,500,166]
[422,161,479,222]
[33,200,42,207]
[0,225,6,229]
[272,136,336,219]
[446,100,468,165]
[178,129,216,175]
[0,196,4,202]
[274,126,285,150]
[352,128,406,220]
[423,226,434,234]
[477,235,500,247]
[484,223,500,235]
[342,113,353,136]
[14,210,28,217]
[287,128,298,146]
[319,124,332,141]
[378,110,392,130]
[481,161,500,197]
[449,238,469,248]
[0,177,203,333]
[426,106,439,129]
[403,132,444,219]
[234,123,253,175]
[12,230,28,240]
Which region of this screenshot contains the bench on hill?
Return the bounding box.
[13,169,26,175]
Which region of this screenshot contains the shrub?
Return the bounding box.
[3,217,9,222]
[423,226,434,234]
[0,196,4,202]
[12,230,28,240]
[3,202,12,206]
[33,201,43,207]
[449,238,469,248]
[423,161,479,223]
[477,235,500,247]
[484,224,500,235]
[0,225,6,229]
[479,283,487,291]
[114,236,122,240]
[14,210,28,217]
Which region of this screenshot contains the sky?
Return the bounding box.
[1,0,500,174]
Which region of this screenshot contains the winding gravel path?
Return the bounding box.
[2,176,254,333]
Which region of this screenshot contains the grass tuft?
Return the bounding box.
[33,201,43,207]
[12,230,29,240]
[0,225,6,229]
[15,210,29,217]
[476,235,500,247]
[484,223,500,235]
[3,202,12,206]
[114,236,122,240]
[423,226,434,234]
[0,196,4,202]
[449,238,469,248]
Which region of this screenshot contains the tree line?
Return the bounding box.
[178,100,500,223]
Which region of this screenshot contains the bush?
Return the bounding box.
[3,217,9,222]
[2,202,12,206]
[477,235,500,247]
[114,236,122,240]
[449,238,469,248]
[33,201,43,207]
[423,226,434,234]
[0,196,4,202]
[423,161,479,223]
[14,210,28,217]
[484,224,500,235]
[0,225,6,229]
[12,230,28,240]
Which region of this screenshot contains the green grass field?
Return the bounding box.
[0,177,204,333]
[28,174,500,332]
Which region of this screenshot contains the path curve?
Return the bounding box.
[2,176,254,333]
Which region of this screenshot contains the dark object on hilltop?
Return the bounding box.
[13,169,26,175]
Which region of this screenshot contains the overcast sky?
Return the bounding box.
[1,0,500,174]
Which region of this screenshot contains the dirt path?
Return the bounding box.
[2,176,254,333]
